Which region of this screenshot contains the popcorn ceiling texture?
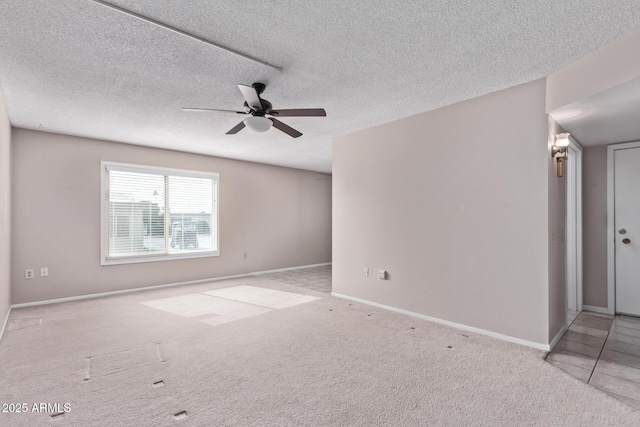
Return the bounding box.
[0,0,638,172]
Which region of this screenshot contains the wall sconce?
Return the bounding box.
[552,133,570,177]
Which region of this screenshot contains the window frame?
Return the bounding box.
[100,161,220,265]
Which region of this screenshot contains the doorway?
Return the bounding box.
[607,141,640,316]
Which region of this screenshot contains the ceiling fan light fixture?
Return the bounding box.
[184,83,325,137]
[244,116,272,133]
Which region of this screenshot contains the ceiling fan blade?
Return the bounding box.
[237,84,262,110]
[182,107,246,114]
[270,108,326,117]
[226,121,246,135]
[270,118,302,138]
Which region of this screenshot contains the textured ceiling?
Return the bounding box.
[0,1,638,172]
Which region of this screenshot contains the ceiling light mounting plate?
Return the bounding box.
[252,82,266,95]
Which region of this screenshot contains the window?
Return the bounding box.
[101,162,219,265]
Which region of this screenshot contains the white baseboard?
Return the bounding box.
[0,306,11,344]
[253,262,331,275]
[11,262,332,309]
[549,324,568,351]
[331,292,550,351]
[583,305,610,315]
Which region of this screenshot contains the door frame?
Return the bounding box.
[607,140,640,315]
[566,139,583,314]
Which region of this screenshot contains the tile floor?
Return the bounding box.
[546,312,640,410]
[261,264,332,294]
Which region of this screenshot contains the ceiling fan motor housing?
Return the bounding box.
[244,98,272,115]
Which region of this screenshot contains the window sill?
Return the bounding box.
[101,251,219,266]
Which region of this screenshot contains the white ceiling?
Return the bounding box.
[0,1,638,172]
[550,77,640,147]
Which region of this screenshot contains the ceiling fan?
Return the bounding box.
[182,83,326,138]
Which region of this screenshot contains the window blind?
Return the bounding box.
[102,162,218,264]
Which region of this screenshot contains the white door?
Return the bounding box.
[615,146,640,316]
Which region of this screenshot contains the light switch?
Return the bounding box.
[378,270,387,280]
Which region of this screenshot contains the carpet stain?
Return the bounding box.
[7,317,42,332]
[153,380,165,387]
[155,342,165,362]
[83,357,91,381]
[84,343,164,380]
[51,412,65,420]
[174,410,188,420]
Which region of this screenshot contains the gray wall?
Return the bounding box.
[11,129,332,304]
[582,146,609,308]
[546,28,640,112]
[333,79,555,345]
[0,93,10,334]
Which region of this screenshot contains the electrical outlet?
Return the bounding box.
[41,267,48,277]
[25,269,34,279]
[378,270,387,280]
[363,268,369,277]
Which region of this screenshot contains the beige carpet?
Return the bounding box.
[1,276,639,426]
